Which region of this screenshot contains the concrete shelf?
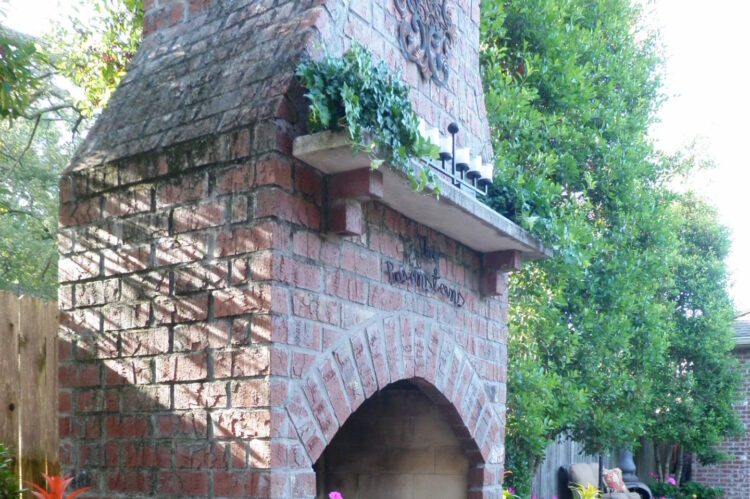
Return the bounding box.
[293,131,551,260]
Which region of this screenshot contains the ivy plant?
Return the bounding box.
[296,43,439,191]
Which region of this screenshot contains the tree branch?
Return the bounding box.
[21,103,78,119]
[10,114,41,172]
[0,208,54,238]
[38,253,53,281]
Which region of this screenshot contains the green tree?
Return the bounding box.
[0,118,72,298]
[49,0,142,117]
[480,0,677,493]
[1,0,142,123]
[648,193,742,483]
[0,0,143,298]
[0,25,43,121]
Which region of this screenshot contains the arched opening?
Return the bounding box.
[314,380,470,498]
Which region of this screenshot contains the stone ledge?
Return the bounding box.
[293,131,551,260]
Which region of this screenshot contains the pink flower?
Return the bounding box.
[667,476,677,486]
[329,492,343,499]
[532,495,536,499]
[508,487,515,494]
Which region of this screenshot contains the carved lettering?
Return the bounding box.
[385,260,465,307]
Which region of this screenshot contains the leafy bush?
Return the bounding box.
[649,480,723,499]
[680,481,724,499]
[0,442,19,499]
[296,43,439,191]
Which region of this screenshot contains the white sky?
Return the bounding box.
[645,0,750,312]
[3,1,52,35]
[4,0,750,311]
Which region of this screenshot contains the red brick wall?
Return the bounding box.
[142,0,216,37]
[63,0,505,495]
[334,0,492,150]
[59,115,509,496]
[140,0,492,153]
[693,348,750,498]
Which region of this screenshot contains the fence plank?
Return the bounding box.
[0,292,20,468]
[18,295,58,487]
[44,301,59,471]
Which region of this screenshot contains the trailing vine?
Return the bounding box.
[296,43,440,191]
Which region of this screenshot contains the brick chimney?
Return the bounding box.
[59,0,546,496]
[142,0,216,38]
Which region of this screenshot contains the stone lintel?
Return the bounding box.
[293,131,552,260]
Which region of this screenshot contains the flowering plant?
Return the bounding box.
[26,474,90,499]
[328,491,343,499]
[570,483,601,499]
[503,486,518,498]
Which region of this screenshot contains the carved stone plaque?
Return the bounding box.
[394,0,456,87]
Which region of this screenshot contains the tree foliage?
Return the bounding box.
[0,118,70,298]
[480,0,738,495]
[648,193,742,480]
[0,0,143,298]
[1,0,142,123]
[49,0,142,117]
[0,25,43,121]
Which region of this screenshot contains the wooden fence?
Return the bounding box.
[0,291,59,490]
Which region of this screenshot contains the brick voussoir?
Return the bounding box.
[349,332,378,399]
[365,323,390,390]
[383,315,405,382]
[331,341,366,414]
[301,374,339,443]
[286,390,326,463]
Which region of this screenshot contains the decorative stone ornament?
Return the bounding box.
[394,0,456,86]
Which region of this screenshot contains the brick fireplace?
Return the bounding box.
[57,0,548,497]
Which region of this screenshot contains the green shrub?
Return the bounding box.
[649,480,723,499]
[0,442,19,499]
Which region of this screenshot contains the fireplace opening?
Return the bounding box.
[314,380,470,498]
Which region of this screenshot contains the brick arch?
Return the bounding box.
[283,312,505,496]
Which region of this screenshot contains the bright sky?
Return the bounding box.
[5,0,750,311]
[2,0,80,36]
[645,0,750,312]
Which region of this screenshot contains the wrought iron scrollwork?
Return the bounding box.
[394,0,456,87]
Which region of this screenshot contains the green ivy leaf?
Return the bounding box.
[297,43,440,192]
